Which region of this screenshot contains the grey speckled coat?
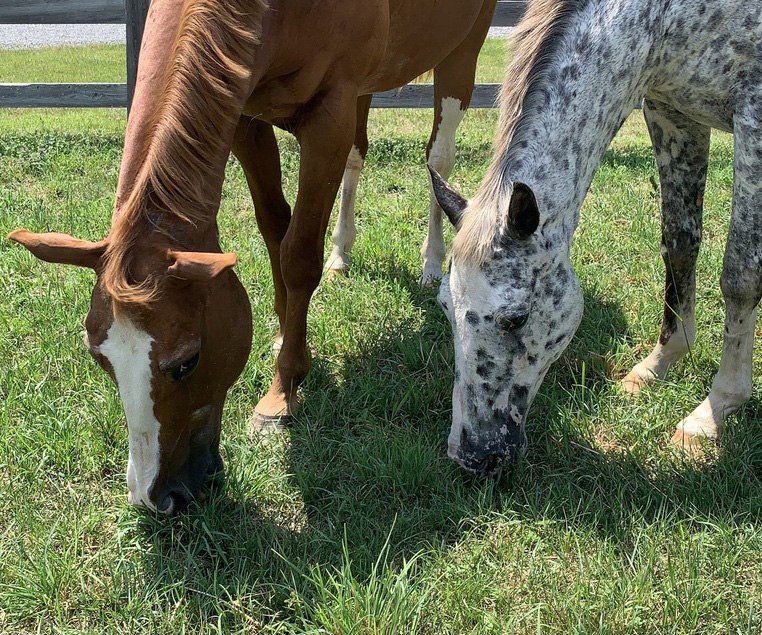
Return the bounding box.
[433,0,762,474]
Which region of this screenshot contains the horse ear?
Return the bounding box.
[428,165,468,228]
[508,182,540,239]
[167,250,238,281]
[7,229,107,269]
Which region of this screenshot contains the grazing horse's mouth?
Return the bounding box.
[130,443,225,515]
[463,454,505,478]
[448,421,528,477]
[449,444,507,478]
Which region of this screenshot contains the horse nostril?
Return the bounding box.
[474,453,504,477]
[158,494,175,515]
[157,491,191,515]
[456,449,512,477]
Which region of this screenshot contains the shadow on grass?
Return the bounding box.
[367,137,494,169]
[136,256,762,625]
[601,145,656,173]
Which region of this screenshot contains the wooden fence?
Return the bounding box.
[0,0,526,110]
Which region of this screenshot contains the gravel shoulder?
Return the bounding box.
[0,25,511,50]
[0,25,126,50]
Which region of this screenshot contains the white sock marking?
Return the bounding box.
[678,309,755,439]
[626,314,695,387]
[326,145,364,273]
[422,96,466,284]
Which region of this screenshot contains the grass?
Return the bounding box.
[2,41,762,634]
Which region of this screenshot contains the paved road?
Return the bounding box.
[0,25,511,49]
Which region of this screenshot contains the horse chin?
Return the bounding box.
[448,410,528,477]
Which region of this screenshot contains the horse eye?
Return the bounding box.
[171,352,200,381]
[496,312,529,331]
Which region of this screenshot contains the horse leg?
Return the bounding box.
[231,116,291,351]
[622,100,710,394]
[253,88,357,426]
[421,4,494,285]
[672,106,762,452]
[325,94,372,276]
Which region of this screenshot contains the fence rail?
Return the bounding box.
[492,0,526,27]
[0,0,526,110]
[0,82,506,109]
[0,0,124,24]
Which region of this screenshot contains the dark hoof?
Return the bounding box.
[249,412,291,438]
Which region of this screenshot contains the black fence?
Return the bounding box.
[0,0,527,109]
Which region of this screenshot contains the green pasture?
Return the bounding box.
[1,40,761,634]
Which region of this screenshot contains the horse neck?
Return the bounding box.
[112,0,269,247]
[113,0,184,219]
[487,0,664,247]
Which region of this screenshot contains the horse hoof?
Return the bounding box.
[325,266,349,280]
[249,412,291,438]
[419,273,442,288]
[620,373,645,395]
[670,429,711,461]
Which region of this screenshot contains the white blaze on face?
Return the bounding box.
[97,317,160,510]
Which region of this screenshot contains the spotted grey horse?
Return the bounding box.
[430,0,762,474]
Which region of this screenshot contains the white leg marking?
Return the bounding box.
[422,96,466,285]
[97,318,160,510]
[677,308,755,440]
[326,145,364,274]
[623,314,695,393]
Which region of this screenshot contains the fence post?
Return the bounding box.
[125,0,151,114]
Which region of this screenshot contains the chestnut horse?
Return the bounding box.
[9,0,497,512]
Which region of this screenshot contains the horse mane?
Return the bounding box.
[103,0,268,304]
[452,0,589,265]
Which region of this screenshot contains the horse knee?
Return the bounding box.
[281,239,323,291]
[720,267,762,311]
[428,145,456,178]
[660,233,700,272]
[256,200,291,247]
